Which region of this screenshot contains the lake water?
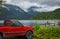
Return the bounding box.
[0,20,60,26]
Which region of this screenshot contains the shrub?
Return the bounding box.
[33,24,60,39]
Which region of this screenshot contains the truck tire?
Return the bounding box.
[0,35,3,39]
[25,31,33,39]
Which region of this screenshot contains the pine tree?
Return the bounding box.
[0,0,6,16]
[0,0,2,16]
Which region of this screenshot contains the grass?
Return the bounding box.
[33,24,60,39]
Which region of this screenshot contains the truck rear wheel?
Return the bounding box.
[0,35,3,39]
[25,31,33,39]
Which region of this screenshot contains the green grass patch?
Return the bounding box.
[33,24,60,39]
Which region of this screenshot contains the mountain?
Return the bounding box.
[31,8,60,20]
[27,6,41,15]
[54,8,60,12]
[0,4,33,20]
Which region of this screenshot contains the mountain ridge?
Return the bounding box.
[0,4,33,20]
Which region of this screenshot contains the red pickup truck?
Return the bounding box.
[0,19,34,39]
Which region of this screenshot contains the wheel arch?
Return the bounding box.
[26,30,33,34]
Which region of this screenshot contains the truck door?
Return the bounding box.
[9,21,27,36]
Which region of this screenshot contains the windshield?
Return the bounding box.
[12,21,23,26]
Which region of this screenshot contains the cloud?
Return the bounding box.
[17,1,40,11]
[6,0,40,11]
[3,0,11,3]
[25,0,60,6]
[5,0,60,12]
[34,6,60,12]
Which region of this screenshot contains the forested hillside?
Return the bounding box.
[31,8,60,20]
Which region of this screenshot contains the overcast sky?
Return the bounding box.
[4,0,60,12]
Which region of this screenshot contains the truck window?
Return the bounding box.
[12,21,23,26]
[4,21,11,26]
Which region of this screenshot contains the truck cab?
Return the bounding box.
[0,19,34,39]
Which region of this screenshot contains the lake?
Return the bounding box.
[0,20,60,26]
